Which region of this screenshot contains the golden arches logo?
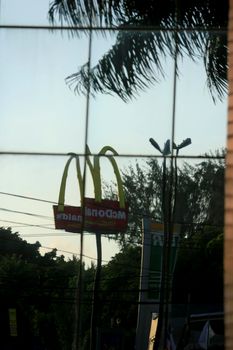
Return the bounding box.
[54,146,128,234]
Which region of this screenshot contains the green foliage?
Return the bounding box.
[174,155,225,228]
[0,227,80,349]
[0,149,225,347]
[0,227,41,261]
[105,153,225,247]
[123,160,163,244]
[99,245,141,342]
[173,227,223,305]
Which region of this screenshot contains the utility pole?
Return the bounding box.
[90,232,102,350]
[149,137,191,350]
[149,138,170,350]
[72,230,84,350]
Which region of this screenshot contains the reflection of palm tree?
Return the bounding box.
[48,2,231,350]
[49,0,228,102]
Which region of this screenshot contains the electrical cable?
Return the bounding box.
[0,190,57,204]
[0,207,53,219]
[0,197,224,229]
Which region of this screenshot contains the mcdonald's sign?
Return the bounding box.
[53,146,128,234]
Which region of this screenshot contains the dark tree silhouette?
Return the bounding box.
[48,0,228,102]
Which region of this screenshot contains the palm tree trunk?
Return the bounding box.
[225,1,233,349]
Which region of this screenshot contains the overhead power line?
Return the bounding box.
[0,191,56,204]
[39,245,109,262]
[0,189,224,229]
[0,219,54,229]
[0,207,53,220]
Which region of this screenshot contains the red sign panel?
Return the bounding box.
[53,198,128,233]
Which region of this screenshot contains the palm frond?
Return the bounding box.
[49,0,228,102]
[66,31,171,101]
[204,34,228,102]
[66,28,225,102]
[48,0,124,28]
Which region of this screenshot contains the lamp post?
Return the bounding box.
[164,138,192,344]
[149,138,171,225]
[149,138,171,350]
[172,138,192,221]
[149,137,191,350]
[90,232,102,350]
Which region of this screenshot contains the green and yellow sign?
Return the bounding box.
[53,146,128,233]
[147,222,180,300]
[8,308,17,337]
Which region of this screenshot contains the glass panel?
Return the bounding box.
[0,29,88,153]
[0,1,227,348]
[173,157,225,227]
[0,155,68,252]
[81,155,166,245]
[0,0,178,29]
[87,31,175,156]
[0,154,127,263]
[175,31,227,156]
[172,157,224,311]
[1,0,52,26]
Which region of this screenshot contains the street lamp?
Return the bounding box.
[149,138,171,156]
[149,138,171,350]
[149,138,171,222]
[165,138,192,347]
[149,137,191,350]
[172,138,192,220]
[173,138,191,153]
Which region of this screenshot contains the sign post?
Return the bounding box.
[53,146,128,350]
[136,219,180,350]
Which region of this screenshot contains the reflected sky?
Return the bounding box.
[0,1,228,264]
[0,0,51,26]
[0,28,227,155]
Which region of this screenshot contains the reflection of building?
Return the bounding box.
[1,1,233,349]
